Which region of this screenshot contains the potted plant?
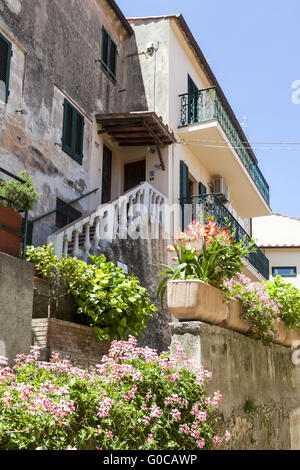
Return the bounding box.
[157,219,252,329]
[0,170,40,257]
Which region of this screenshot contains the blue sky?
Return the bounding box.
[117,0,300,219]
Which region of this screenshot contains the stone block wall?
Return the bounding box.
[170,321,300,450]
[101,236,172,353]
[32,318,111,368]
[0,253,34,364]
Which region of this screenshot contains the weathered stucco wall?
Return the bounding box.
[0,252,34,363]
[170,321,300,450]
[101,236,172,353]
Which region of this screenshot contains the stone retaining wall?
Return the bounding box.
[170,321,300,450]
[0,253,34,364]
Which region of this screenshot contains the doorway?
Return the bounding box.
[102,145,112,204]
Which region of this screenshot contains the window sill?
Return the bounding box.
[62,145,83,166]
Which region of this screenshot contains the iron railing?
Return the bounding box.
[179,193,269,280]
[179,87,270,206]
[0,167,28,259]
[27,187,99,245]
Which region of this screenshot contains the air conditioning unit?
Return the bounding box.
[213,178,229,202]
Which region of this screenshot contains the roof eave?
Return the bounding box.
[105,0,134,36]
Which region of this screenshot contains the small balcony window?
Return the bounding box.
[0,32,12,103]
[272,266,297,278]
[56,198,82,229]
[101,27,117,84]
[62,99,84,165]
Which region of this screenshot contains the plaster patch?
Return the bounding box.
[5,0,22,15]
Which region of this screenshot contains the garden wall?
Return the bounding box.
[32,318,111,368]
[0,253,34,364]
[170,321,300,450]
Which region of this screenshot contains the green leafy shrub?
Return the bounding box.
[265,276,300,329]
[0,340,230,450]
[0,170,40,212]
[156,219,252,306]
[223,274,281,345]
[26,244,156,341]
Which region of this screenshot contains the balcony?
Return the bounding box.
[180,193,270,280]
[179,87,270,211]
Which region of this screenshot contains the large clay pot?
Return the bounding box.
[274,319,288,346]
[221,298,250,334]
[167,280,228,324]
[0,206,22,258]
[282,328,300,348]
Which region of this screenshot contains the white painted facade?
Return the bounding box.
[126,16,271,232]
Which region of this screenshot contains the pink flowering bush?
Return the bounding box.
[223,274,282,345]
[0,340,230,450]
[157,219,252,305]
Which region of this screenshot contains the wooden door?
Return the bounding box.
[102,145,112,204]
[124,160,146,192]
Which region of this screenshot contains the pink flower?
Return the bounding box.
[143,416,150,425]
[97,426,103,435]
[150,405,161,418]
[171,409,181,421]
[213,436,223,446]
[196,439,205,449]
[225,431,231,442]
[107,431,113,439]
[147,434,154,443]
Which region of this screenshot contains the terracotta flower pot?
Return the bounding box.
[274,319,288,346]
[222,298,250,334]
[167,279,228,324]
[282,328,300,348]
[0,206,22,258]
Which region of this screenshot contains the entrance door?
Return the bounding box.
[124,160,146,192]
[102,145,112,204]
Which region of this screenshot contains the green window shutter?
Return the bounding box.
[74,111,84,164]
[180,160,189,229]
[188,74,198,124]
[180,160,189,200]
[101,26,117,83]
[199,182,207,195]
[102,145,112,204]
[0,33,12,103]
[101,27,109,67]
[109,40,117,78]
[62,98,84,165]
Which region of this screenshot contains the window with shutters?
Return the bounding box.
[101,27,117,84]
[0,32,12,103]
[62,99,84,164]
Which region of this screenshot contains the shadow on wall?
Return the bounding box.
[100,236,172,353]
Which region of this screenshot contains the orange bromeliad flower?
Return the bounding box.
[170,219,232,255]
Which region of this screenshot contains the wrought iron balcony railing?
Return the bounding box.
[179,87,270,206]
[179,193,270,280]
